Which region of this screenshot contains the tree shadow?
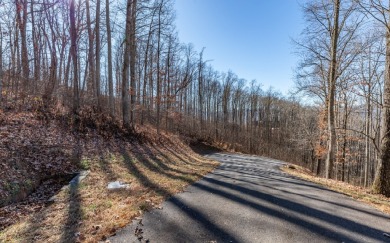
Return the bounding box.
[189,141,223,155]
[112,147,390,242]
[59,136,83,243]
[168,196,240,242]
[163,144,204,166]
[96,139,118,181]
[211,170,390,220]
[16,136,83,242]
[191,162,389,242]
[148,143,203,177]
[193,180,385,242]
[117,145,240,242]
[128,143,201,184]
[215,159,338,194]
[119,144,171,197]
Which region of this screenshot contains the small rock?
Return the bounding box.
[47,196,57,203]
[107,181,130,190]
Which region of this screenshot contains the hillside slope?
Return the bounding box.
[0,109,219,242]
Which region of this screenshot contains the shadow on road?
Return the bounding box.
[112,151,389,243]
[212,170,390,221]
[194,153,389,242]
[189,141,223,155]
[118,145,240,242]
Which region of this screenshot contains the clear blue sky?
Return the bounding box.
[174,0,304,95]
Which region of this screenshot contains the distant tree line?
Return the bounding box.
[0,0,389,196]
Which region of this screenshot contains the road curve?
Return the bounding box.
[110,152,390,243]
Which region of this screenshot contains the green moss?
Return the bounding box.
[80,158,91,170]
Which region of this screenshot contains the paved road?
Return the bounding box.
[110,152,390,243]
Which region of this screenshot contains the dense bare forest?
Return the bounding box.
[1,0,390,198]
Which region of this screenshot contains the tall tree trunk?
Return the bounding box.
[156,2,162,135]
[122,0,132,129]
[15,0,29,94]
[129,0,137,125]
[86,0,96,102]
[325,0,340,179]
[106,0,114,116]
[342,93,348,182]
[30,1,39,93]
[365,82,371,187]
[198,49,204,133]
[96,0,101,109]
[373,21,390,196]
[141,14,154,124]
[0,24,3,104]
[165,37,171,131]
[70,0,79,114]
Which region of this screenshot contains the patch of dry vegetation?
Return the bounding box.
[282,164,390,215]
[0,110,219,242]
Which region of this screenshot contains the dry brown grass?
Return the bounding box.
[0,131,219,243]
[281,164,390,216]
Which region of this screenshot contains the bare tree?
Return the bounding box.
[106,0,114,116]
[70,0,79,113]
[96,0,101,108]
[356,0,390,195]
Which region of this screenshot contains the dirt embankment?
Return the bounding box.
[0,109,219,242]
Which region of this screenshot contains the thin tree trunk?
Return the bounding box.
[30,1,39,93]
[96,0,101,109]
[106,0,114,116]
[156,2,162,135]
[86,0,96,102]
[129,0,137,125]
[122,0,132,129]
[70,0,79,114]
[365,83,371,187]
[15,0,29,95]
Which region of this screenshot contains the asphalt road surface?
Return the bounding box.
[110,152,390,243]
